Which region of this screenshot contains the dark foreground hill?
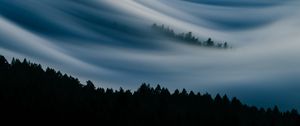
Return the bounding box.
[0,55,299,125]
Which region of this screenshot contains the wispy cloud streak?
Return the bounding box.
[0,0,300,110]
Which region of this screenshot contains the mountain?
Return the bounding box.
[0,55,299,125]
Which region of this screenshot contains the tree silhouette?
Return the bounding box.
[152,23,230,49]
[206,38,214,47]
[0,54,299,125]
[154,85,162,95]
[0,55,8,66]
[85,80,96,90]
[224,42,228,48]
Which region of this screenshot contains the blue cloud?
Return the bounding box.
[0,0,300,110]
[183,0,289,7]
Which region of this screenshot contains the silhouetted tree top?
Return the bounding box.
[161,88,170,96]
[118,87,125,94]
[206,38,214,47]
[189,91,195,96]
[152,23,231,49]
[0,55,8,65]
[215,94,222,104]
[154,84,161,95]
[136,83,152,96]
[222,95,230,105]
[173,89,180,96]
[84,80,96,91]
[0,55,9,70]
[180,88,187,96]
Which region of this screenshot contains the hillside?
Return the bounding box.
[0,55,299,125]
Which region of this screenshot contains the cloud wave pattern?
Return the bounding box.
[0,0,300,110]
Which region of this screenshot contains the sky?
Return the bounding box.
[0,0,300,110]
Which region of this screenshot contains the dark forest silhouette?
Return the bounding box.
[152,23,230,49]
[0,55,299,125]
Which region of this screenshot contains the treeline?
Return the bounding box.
[0,55,299,125]
[152,23,230,49]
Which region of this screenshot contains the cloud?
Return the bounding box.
[0,0,300,110]
[183,0,290,7]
